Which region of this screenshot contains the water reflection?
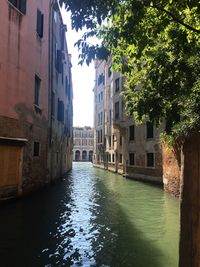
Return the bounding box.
[0,162,179,267]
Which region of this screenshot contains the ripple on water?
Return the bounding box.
[0,162,179,267]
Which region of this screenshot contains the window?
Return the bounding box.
[57,99,64,122]
[115,78,120,92]
[65,76,70,98]
[129,153,135,166]
[108,154,111,162]
[115,101,119,119]
[100,129,103,143]
[97,130,103,143]
[9,0,26,14]
[109,109,112,125]
[56,152,59,164]
[147,153,154,167]
[101,91,103,101]
[100,112,103,125]
[109,136,111,148]
[36,9,44,38]
[83,132,87,138]
[129,125,135,141]
[120,135,122,146]
[56,50,62,73]
[112,154,115,162]
[33,142,40,157]
[34,75,41,106]
[121,100,124,116]
[82,139,87,146]
[108,66,112,77]
[51,92,55,116]
[98,73,104,85]
[119,154,123,164]
[112,135,115,147]
[146,121,154,139]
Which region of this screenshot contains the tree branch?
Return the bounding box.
[152,4,200,34]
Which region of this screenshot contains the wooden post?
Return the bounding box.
[179,133,200,267]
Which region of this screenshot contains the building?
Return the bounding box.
[93,59,164,184]
[49,1,73,180]
[0,0,73,199]
[73,126,94,161]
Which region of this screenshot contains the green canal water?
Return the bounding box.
[0,162,179,267]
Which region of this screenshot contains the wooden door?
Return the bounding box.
[0,145,21,187]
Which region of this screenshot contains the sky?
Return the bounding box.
[61,10,95,128]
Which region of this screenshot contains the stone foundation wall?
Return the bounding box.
[125,166,162,184]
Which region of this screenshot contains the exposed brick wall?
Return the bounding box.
[0,115,49,198]
[162,143,181,198]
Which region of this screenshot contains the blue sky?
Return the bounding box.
[61,10,95,127]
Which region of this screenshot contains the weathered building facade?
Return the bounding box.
[93,59,164,184]
[0,0,73,200]
[73,126,94,161]
[49,1,73,180]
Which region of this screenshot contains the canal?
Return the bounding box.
[0,162,179,267]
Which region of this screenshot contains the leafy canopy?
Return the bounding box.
[61,0,200,141]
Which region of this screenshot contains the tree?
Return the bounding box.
[61,0,200,141]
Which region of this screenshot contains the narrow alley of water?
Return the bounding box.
[0,162,179,267]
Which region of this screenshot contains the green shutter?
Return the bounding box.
[19,0,26,14]
[9,0,17,6]
[56,50,62,73]
[37,9,44,38]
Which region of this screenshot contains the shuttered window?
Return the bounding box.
[9,0,27,14]
[129,125,135,141]
[112,154,115,163]
[119,154,123,164]
[146,153,154,167]
[36,9,44,38]
[34,75,41,106]
[115,78,120,92]
[115,101,119,119]
[57,99,64,123]
[56,50,63,73]
[51,92,55,116]
[120,135,122,146]
[33,142,40,157]
[129,153,135,166]
[146,121,154,139]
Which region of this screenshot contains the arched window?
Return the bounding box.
[89,150,93,162]
[75,150,80,161]
[82,150,87,160]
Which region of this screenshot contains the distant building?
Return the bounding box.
[73,127,94,161]
[93,59,164,184]
[0,0,73,199]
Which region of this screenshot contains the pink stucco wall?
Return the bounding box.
[0,0,50,122]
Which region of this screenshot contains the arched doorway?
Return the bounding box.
[75,150,80,161]
[89,150,93,162]
[82,150,87,161]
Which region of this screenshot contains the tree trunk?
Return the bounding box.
[179,133,200,267]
